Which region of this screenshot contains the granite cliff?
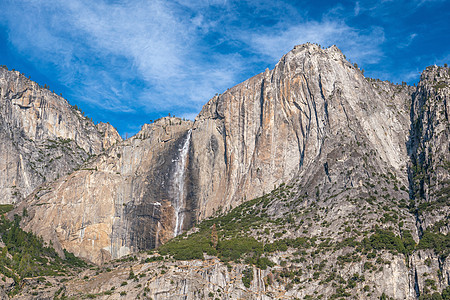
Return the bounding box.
[191,44,413,217]
[17,118,195,263]
[0,67,122,205]
[409,65,450,233]
[0,44,448,299]
[16,44,417,263]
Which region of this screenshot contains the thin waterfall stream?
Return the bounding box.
[172,129,192,237]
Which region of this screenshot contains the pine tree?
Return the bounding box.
[211,224,218,248]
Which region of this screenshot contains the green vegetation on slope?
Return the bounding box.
[0,204,14,215]
[159,185,312,266]
[159,182,448,267]
[362,228,416,256]
[417,230,450,258]
[0,213,88,296]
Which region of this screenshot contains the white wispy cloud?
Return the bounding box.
[0,0,388,125]
[1,0,241,114]
[248,20,385,65]
[415,0,447,7]
[398,33,417,48]
[354,2,361,16]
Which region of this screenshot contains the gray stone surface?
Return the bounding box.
[192,43,413,218]
[0,67,121,204]
[408,65,450,234]
[15,44,421,264]
[3,44,448,299]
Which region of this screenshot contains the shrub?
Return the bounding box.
[242,267,253,288]
[218,237,263,262]
[158,232,216,260]
[362,229,405,254]
[0,204,14,214]
[401,230,416,255]
[417,231,450,258]
[255,257,274,270]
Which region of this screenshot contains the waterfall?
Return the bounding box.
[172,130,192,237]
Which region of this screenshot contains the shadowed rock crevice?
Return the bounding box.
[12,45,447,277]
[120,128,199,252]
[0,67,122,205]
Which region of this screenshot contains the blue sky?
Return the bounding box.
[1,0,449,136]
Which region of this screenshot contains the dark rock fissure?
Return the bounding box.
[122,129,199,251]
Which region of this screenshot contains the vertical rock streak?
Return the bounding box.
[172,129,192,237]
[0,67,122,204]
[153,202,161,247]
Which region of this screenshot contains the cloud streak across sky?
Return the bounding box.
[0,0,449,135]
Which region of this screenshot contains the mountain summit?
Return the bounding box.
[1,44,448,299]
[17,43,415,262]
[0,67,122,205]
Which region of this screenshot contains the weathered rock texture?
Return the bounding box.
[408,65,450,233]
[16,44,418,263]
[17,118,195,263]
[192,44,413,218]
[6,44,448,300]
[0,67,121,204]
[7,249,449,300]
[10,256,294,300]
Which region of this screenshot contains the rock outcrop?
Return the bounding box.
[18,117,194,263]
[0,67,122,204]
[192,44,413,218]
[16,44,418,264]
[1,44,449,299]
[408,65,450,233]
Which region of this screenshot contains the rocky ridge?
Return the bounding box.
[0,67,122,204]
[16,44,418,265]
[17,117,194,263]
[0,44,448,299]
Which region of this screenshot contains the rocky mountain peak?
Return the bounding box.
[0,46,449,299]
[419,65,450,83]
[193,44,412,222]
[195,43,349,123]
[285,43,345,62]
[0,66,122,204]
[408,65,449,234]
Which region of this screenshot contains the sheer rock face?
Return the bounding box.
[14,44,445,271]
[18,44,416,264]
[0,67,122,204]
[408,66,450,233]
[3,45,449,299]
[192,43,412,218]
[19,118,194,263]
